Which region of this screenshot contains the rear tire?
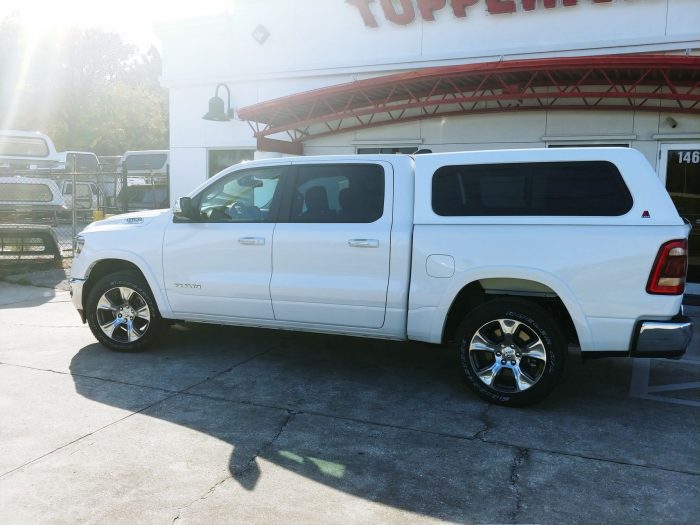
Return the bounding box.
[86,271,163,352]
[456,298,566,407]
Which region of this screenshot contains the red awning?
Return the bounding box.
[237,54,700,146]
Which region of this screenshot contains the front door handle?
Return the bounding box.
[238,237,265,246]
[348,238,379,248]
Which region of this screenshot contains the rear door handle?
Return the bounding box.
[238,237,265,246]
[348,238,379,248]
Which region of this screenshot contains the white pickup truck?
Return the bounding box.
[69,148,692,406]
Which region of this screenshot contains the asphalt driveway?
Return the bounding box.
[0,281,698,524]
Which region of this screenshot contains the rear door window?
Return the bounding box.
[432,161,633,216]
[283,164,385,223]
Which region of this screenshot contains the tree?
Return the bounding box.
[0,17,168,155]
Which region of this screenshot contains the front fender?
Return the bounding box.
[82,250,173,319]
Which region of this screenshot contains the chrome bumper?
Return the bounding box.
[631,315,693,358]
[69,278,87,323]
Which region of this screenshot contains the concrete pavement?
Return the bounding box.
[0,282,698,524]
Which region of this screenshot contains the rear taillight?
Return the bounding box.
[646,239,688,295]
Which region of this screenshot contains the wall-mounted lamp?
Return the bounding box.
[665,117,678,129]
[203,83,234,121]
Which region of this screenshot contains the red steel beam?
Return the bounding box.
[237,55,700,142]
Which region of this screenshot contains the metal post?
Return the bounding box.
[122,163,128,214]
[71,153,77,254]
[166,162,170,207]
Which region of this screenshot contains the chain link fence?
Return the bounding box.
[0,166,169,263]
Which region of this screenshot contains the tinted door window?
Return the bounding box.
[285,164,385,223]
[197,166,284,222]
[432,161,632,216]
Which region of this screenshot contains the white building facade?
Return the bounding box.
[158,0,700,199]
[159,0,700,282]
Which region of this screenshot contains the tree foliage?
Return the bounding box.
[0,17,168,155]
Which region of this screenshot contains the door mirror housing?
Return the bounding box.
[174,196,199,221]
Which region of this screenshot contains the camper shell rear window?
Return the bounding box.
[0,136,50,158]
[432,161,633,217]
[0,183,54,202]
[123,154,167,171]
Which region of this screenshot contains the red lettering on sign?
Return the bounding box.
[380,0,416,25]
[346,0,379,27]
[486,0,516,14]
[349,0,623,27]
[418,0,447,21]
[450,0,479,18]
[522,0,560,9]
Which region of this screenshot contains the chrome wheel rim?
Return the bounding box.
[96,286,151,343]
[468,318,547,393]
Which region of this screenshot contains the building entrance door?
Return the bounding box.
[659,144,700,291]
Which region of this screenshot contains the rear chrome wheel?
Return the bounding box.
[86,271,162,352]
[468,318,547,393]
[457,299,566,407]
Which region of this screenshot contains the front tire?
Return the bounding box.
[456,298,566,407]
[86,271,163,352]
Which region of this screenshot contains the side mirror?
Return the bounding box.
[174,196,199,221]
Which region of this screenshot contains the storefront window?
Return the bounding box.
[208,149,255,178]
[357,147,417,154]
[547,143,630,148]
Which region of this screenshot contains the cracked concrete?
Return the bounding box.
[1,282,699,524]
[473,404,492,440]
[233,411,297,479]
[172,476,232,523]
[171,410,298,523]
[508,448,529,523]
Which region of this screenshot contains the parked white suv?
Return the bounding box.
[70,148,692,406]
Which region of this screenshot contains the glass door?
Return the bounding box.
[659,144,700,287]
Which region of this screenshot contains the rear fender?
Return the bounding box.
[435,266,591,349]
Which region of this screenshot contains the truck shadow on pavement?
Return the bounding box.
[68,322,700,523]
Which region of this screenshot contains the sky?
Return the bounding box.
[0,0,233,50]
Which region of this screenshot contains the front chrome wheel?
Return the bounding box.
[95,286,151,343]
[468,318,547,393]
[87,271,163,352]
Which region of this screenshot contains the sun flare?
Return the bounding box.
[1,0,233,50]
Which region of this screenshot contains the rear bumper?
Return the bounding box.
[631,312,692,358]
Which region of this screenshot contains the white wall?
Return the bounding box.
[169,147,206,203]
[304,109,700,170]
[159,0,700,85]
[158,0,700,193]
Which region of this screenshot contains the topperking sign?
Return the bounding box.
[347,0,621,27]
